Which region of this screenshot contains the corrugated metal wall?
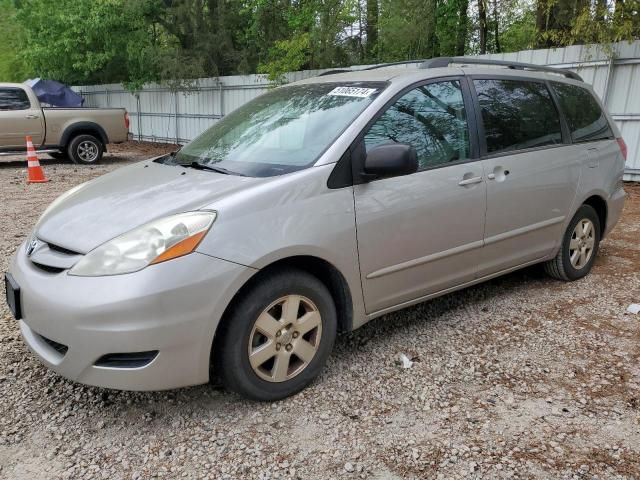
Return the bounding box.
[76,41,640,181]
[479,42,640,181]
[78,70,325,145]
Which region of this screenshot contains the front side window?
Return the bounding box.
[165,82,385,177]
[0,88,30,111]
[364,80,470,171]
[551,83,613,143]
[474,79,562,154]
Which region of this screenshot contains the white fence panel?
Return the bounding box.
[75,42,640,180]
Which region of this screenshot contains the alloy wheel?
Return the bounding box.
[248,295,322,382]
[78,141,99,162]
[569,218,595,269]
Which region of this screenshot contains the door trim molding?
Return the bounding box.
[365,215,564,281]
[366,240,484,279]
[366,256,546,320]
[484,216,565,246]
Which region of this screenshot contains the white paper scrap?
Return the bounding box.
[399,353,414,369]
[626,304,640,315]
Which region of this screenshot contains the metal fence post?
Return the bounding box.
[174,91,179,145]
[136,93,142,141]
[219,80,224,118]
[602,57,615,107]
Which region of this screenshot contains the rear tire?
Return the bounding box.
[214,268,337,401]
[544,204,601,281]
[68,134,104,164]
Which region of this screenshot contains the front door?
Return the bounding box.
[0,87,44,149]
[354,79,487,314]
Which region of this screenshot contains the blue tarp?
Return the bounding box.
[24,78,84,107]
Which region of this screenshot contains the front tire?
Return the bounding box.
[68,134,104,164]
[214,268,337,401]
[544,204,601,281]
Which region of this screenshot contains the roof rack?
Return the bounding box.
[318,69,354,76]
[419,57,583,81]
[362,60,429,71]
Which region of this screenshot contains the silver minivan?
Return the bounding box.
[5,58,627,400]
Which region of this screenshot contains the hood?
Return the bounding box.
[36,160,263,253]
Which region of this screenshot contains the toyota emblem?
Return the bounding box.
[26,237,38,256]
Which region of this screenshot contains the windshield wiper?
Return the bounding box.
[184,161,246,176]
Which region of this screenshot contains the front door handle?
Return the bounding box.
[25,114,39,119]
[458,176,483,186]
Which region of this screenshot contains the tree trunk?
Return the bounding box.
[595,0,606,22]
[366,0,379,60]
[456,0,469,55]
[536,0,592,47]
[425,0,438,58]
[492,0,500,53]
[478,0,488,54]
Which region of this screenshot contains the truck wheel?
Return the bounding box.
[68,134,104,164]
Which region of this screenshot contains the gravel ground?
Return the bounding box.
[1,143,639,479]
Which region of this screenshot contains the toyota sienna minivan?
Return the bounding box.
[5,58,627,400]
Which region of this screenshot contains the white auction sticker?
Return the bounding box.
[327,86,377,98]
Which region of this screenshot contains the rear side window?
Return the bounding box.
[0,88,30,111]
[474,79,562,154]
[551,83,613,143]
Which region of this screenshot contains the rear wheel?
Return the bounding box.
[544,204,601,281]
[68,134,104,164]
[214,268,337,401]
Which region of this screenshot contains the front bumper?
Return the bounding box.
[9,246,255,390]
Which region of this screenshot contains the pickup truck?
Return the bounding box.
[0,83,129,164]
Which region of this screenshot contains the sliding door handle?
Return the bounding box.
[487,168,510,181]
[458,176,483,186]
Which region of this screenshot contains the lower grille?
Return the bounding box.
[31,261,66,274]
[95,351,159,368]
[39,334,69,356]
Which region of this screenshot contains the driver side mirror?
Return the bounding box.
[362,143,418,180]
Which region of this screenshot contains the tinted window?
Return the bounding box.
[474,79,562,154]
[551,83,612,142]
[0,88,30,111]
[365,80,470,170]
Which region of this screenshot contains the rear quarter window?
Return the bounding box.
[474,79,562,155]
[551,83,613,143]
[0,88,31,111]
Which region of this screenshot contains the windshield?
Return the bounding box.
[160,82,386,177]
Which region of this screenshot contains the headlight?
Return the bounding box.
[69,211,216,276]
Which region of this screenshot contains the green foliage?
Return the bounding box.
[16,0,149,85]
[2,0,639,87]
[571,0,640,45]
[498,2,537,51]
[259,33,311,82]
[257,0,359,80]
[0,0,33,81]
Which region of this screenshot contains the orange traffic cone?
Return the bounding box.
[25,135,49,184]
